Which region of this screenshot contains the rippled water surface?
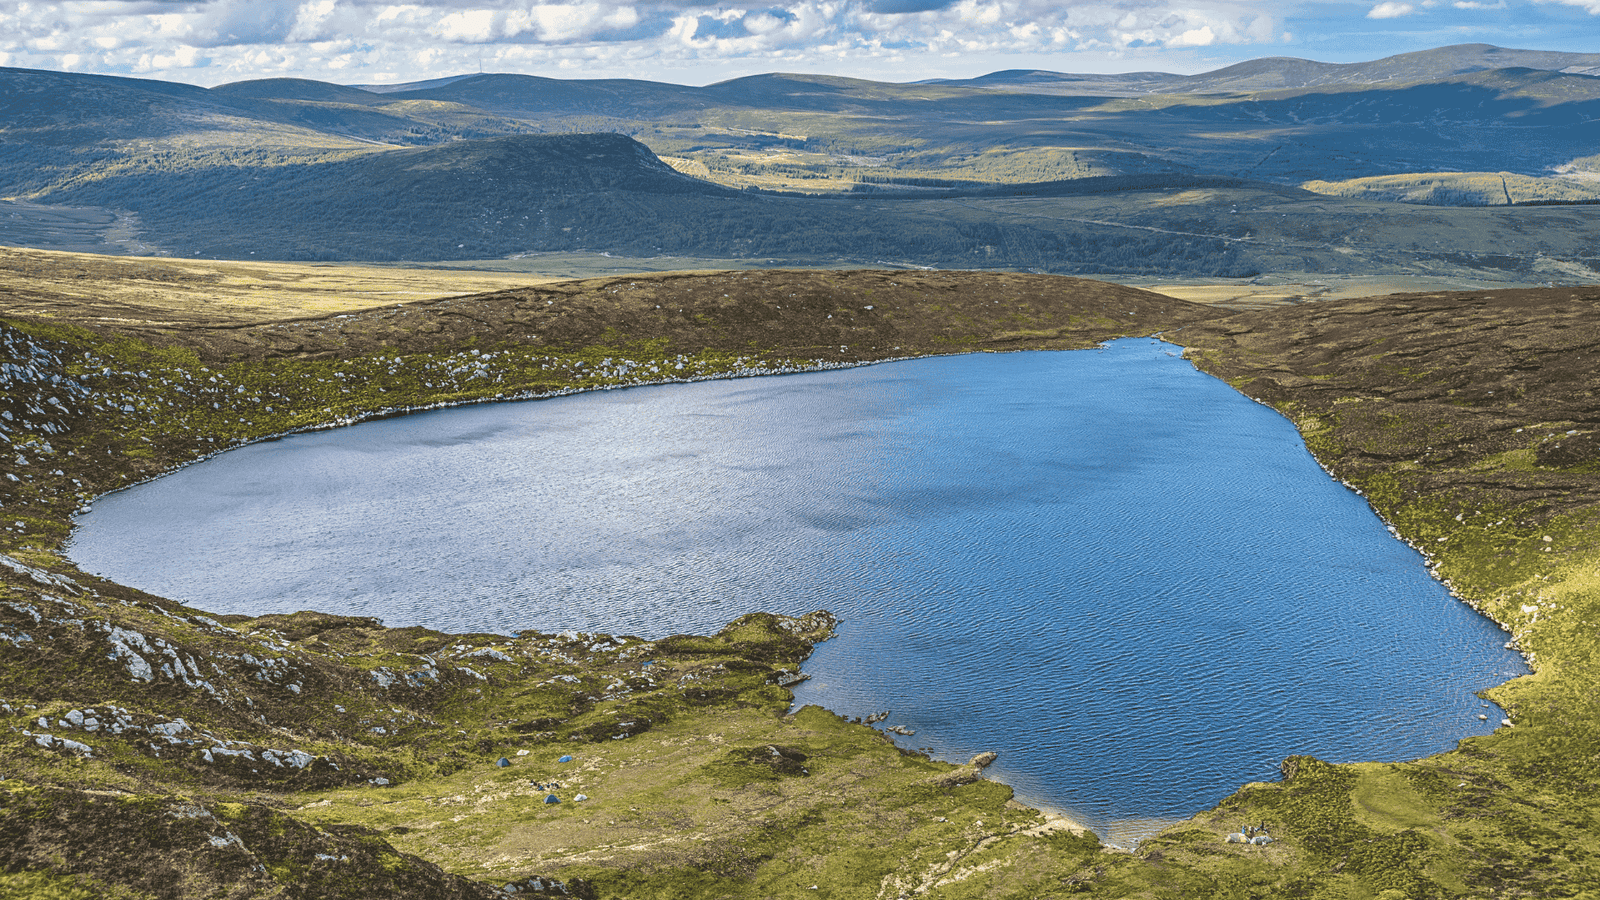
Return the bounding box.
[69,339,1526,840]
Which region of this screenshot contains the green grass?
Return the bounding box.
[0,870,147,900]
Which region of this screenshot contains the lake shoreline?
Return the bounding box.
[58,346,1165,844]
[2,265,1596,897]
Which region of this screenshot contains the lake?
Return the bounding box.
[68,338,1527,843]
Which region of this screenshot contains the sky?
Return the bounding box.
[0,0,1596,87]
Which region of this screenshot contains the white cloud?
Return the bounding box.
[852,2,1278,57]
[289,1,340,41]
[1168,25,1215,48]
[0,0,1294,85]
[433,10,497,42]
[1366,1,1415,17]
[1536,0,1600,12]
[952,0,1003,28]
[1452,0,1506,7]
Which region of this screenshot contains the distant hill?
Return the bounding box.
[27,128,1259,276]
[921,69,1179,95]
[1172,44,1600,93]
[2,47,1597,279]
[0,65,241,142]
[37,133,732,259]
[0,66,540,197]
[0,67,543,156]
[1303,171,1600,206]
[1160,68,1600,127]
[383,73,709,118]
[0,66,381,200]
[930,43,1600,95]
[954,69,1171,86]
[209,78,387,105]
[350,74,483,94]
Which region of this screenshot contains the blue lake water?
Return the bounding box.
[67,338,1526,843]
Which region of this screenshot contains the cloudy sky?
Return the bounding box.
[1,0,1595,87]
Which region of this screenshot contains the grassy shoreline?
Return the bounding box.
[2,262,1597,898]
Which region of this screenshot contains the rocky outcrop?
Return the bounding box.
[929,751,999,788]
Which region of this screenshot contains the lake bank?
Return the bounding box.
[65,341,1525,836]
[1,263,1597,897]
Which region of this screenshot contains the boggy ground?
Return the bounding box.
[0,258,1596,898]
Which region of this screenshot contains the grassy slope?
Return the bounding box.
[0,246,564,322]
[1302,172,1600,206]
[0,262,1597,897]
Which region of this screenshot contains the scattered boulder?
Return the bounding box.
[724,744,811,777]
[1536,431,1597,468]
[928,752,998,788]
[500,875,596,898]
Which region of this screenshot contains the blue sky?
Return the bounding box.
[0,0,1595,87]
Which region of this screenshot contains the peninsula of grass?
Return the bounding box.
[0,258,1595,898]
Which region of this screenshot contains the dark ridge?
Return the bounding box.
[383,72,708,117]
[1173,43,1600,93]
[350,73,484,94]
[210,77,387,105]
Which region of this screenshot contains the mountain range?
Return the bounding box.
[0,43,1596,277]
[932,43,1600,94]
